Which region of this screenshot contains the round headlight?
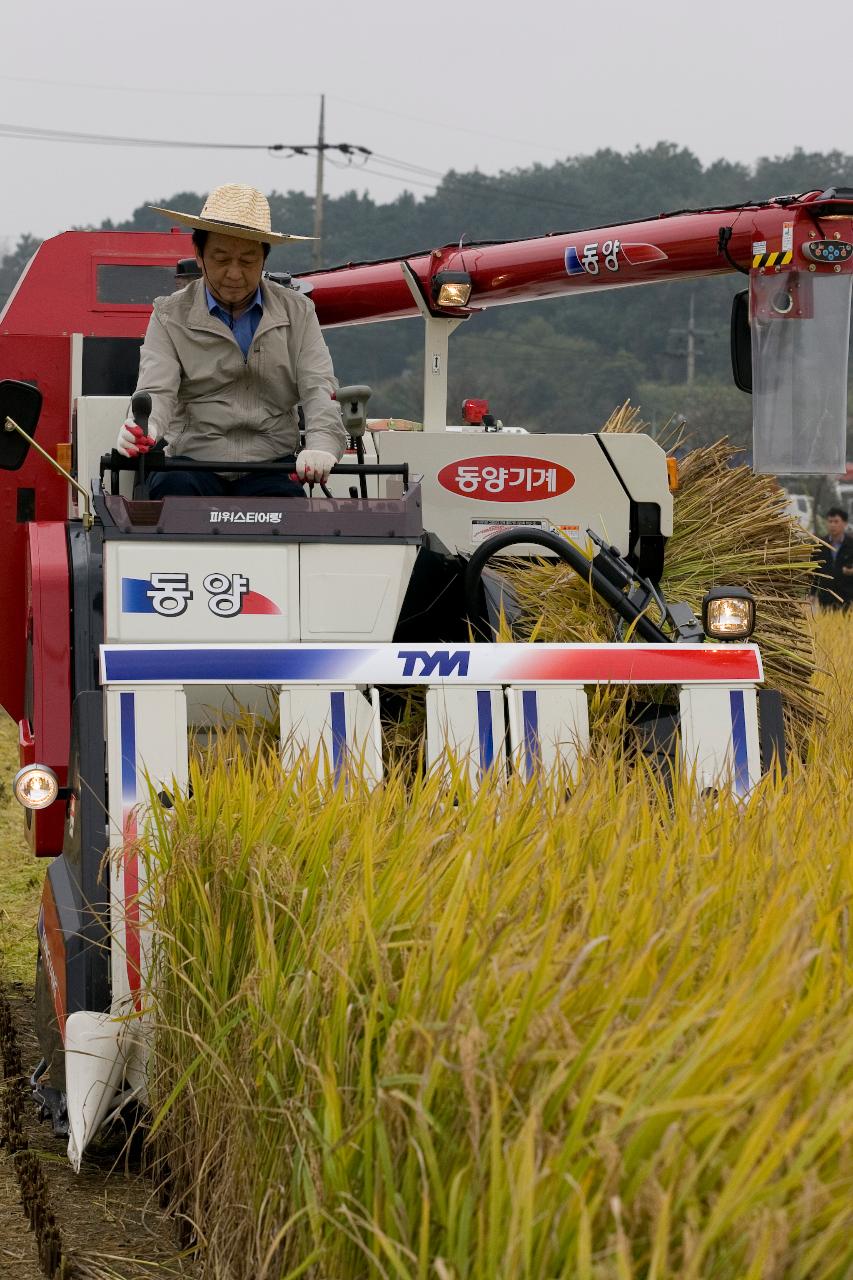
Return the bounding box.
[702,586,756,641]
[13,765,60,810]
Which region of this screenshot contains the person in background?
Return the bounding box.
[115,184,345,497]
[173,257,202,290]
[813,506,853,609]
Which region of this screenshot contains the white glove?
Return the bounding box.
[116,420,154,458]
[295,449,337,485]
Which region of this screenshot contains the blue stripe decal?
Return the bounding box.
[103,647,361,684]
[565,246,586,276]
[521,689,540,779]
[729,689,749,795]
[477,690,495,772]
[330,691,347,781]
[120,691,137,806]
[122,577,157,613]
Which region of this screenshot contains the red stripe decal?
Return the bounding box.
[509,645,761,683]
[241,590,282,615]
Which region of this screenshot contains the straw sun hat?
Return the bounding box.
[149,183,312,244]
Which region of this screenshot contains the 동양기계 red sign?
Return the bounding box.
[437,456,575,502]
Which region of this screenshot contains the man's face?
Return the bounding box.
[826,514,847,540]
[196,232,264,308]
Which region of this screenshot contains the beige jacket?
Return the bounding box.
[135,278,346,464]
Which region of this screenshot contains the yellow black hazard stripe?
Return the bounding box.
[752,249,793,269]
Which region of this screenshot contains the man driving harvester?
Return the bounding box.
[116,184,346,496]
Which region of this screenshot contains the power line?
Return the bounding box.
[0,116,576,217]
[0,74,565,153]
[0,121,371,156]
[328,153,578,214]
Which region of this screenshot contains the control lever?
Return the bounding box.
[335,384,372,498]
[131,390,152,434]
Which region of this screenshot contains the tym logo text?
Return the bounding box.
[397,649,470,678]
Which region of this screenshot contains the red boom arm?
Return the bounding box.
[301,190,853,327]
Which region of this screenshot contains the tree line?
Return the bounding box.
[2,144,851,449]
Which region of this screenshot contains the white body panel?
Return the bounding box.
[104,541,417,648]
[299,543,418,641]
[104,540,302,643]
[505,683,590,781]
[678,684,762,797]
[280,685,382,782]
[73,395,131,510]
[105,686,188,1016]
[93,683,188,1169]
[375,430,673,556]
[426,686,506,783]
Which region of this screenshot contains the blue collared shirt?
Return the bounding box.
[205,285,263,360]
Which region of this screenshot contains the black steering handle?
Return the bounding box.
[99,451,410,492]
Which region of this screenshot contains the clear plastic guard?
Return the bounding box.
[751,270,851,474]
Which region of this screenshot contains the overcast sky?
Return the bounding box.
[1,0,849,252]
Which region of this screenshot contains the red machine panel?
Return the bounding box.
[22,523,72,855]
[0,337,70,724]
[0,230,192,728]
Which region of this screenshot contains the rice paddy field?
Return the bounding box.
[145,608,853,1280]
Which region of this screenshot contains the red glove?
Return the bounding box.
[116,422,155,458]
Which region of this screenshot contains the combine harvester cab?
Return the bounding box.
[3,191,849,1166]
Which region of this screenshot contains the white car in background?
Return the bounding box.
[784,493,815,532]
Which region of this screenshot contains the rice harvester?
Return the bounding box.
[1,185,851,1167]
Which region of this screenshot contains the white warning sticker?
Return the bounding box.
[782,221,794,252]
[752,240,767,256]
[471,517,547,545]
[470,517,581,545]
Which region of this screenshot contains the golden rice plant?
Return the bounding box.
[143,611,853,1280]
[503,405,821,742]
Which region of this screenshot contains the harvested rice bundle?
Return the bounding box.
[504,404,821,739]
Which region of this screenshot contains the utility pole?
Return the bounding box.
[666,292,711,385]
[686,292,696,386]
[312,94,325,271]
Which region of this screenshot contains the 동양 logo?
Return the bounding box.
[565,240,668,277]
[121,572,281,617]
[437,455,574,503]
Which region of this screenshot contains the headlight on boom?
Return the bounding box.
[432,271,472,308]
[702,586,756,641]
[13,764,60,810]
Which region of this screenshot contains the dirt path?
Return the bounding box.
[0,1154,43,1279]
[2,986,197,1280]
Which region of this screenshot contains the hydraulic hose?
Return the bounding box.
[463,527,671,644]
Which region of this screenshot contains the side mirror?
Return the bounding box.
[730,290,752,394]
[0,379,43,470]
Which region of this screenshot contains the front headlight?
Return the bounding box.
[13,765,60,810]
[702,586,756,640]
